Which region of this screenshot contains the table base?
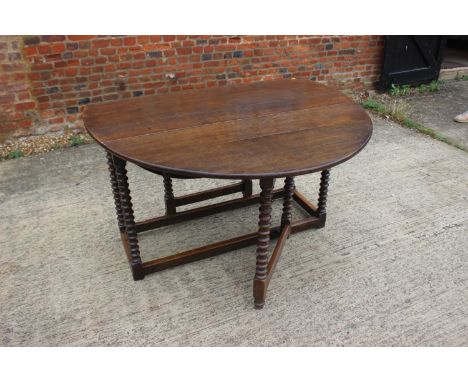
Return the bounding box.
[106,151,330,309]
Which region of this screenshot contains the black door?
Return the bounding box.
[378,36,446,90]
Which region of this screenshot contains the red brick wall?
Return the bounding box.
[0,36,42,141]
[0,35,384,142]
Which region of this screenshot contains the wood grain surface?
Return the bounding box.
[83,80,372,179]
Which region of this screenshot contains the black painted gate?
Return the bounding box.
[378,36,446,90]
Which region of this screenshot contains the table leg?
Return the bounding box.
[104,161,325,305]
[281,177,295,231]
[242,179,253,197]
[113,155,144,280]
[106,152,125,232]
[253,178,275,308]
[317,169,330,217]
[163,173,176,215]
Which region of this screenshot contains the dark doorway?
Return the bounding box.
[441,37,468,69]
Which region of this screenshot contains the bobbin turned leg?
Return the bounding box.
[113,155,144,280]
[242,179,253,197]
[163,173,176,215]
[317,169,330,222]
[253,178,275,308]
[106,151,125,232]
[281,177,295,231]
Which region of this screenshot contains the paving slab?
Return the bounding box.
[0,115,467,346]
[404,79,468,148]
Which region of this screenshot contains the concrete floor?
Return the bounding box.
[0,115,467,346]
[405,79,468,148]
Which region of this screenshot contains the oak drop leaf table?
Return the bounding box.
[83,80,372,308]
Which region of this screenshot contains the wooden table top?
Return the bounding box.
[83,80,372,179]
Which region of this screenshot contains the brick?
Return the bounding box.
[9,85,31,97]
[147,51,162,58]
[339,49,356,55]
[95,57,108,64]
[133,52,146,60]
[132,61,145,68]
[66,42,79,50]
[18,120,33,128]
[101,48,117,55]
[105,39,120,48]
[92,39,110,48]
[9,40,19,50]
[78,97,90,105]
[137,36,149,44]
[80,58,94,66]
[44,53,62,62]
[176,47,192,55]
[42,35,65,42]
[46,86,60,94]
[23,36,40,45]
[51,44,66,53]
[49,117,64,124]
[8,52,22,61]
[17,90,31,99]
[0,94,15,104]
[203,61,219,68]
[22,46,37,57]
[66,106,79,114]
[67,59,80,67]
[123,37,136,46]
[68,35,96,41]
[103,93,118,101]
[37,45,52,54]
[15,102,36,111]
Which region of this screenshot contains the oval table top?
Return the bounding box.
[83,80,372,179]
